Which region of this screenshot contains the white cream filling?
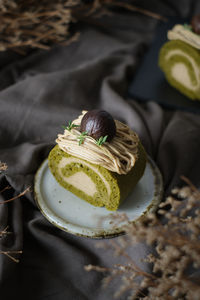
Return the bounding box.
[165,49,200,90]
[64,171,97,197]
[172,63,195,90]
[58,157,111,196]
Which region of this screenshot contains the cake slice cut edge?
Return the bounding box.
[48,143,146,211]
[159,40,200,100]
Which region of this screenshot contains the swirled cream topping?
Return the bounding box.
[168,24,200,50]
[56,111,139,175]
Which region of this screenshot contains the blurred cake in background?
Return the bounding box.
[159,14,200,100]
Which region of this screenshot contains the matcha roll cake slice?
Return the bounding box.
[48,110,146,211]
[159,20,200,100]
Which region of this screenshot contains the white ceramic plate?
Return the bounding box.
[34,156,163,238]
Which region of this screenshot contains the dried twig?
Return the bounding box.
[0,162,30,263]
[0,186,31,204]
[0,250,23,263]
[0,162,7,172]
[105,1,168,22]
[0,226,10,237]
[0,186,12,193]
[0,0,166,53]
[85,177,200,299]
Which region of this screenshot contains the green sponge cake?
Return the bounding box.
[159,16,200,100]
[48,110,146,211]
[159,39,200,100]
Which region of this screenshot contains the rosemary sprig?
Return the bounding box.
[62,121,79,131]
[77,131,88,145]
[96,135,108,146]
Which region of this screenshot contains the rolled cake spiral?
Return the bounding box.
[48,142,146,211]
[48,111,147,211]
[159,24,200,100]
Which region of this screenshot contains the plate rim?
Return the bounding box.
[34,156,163,239]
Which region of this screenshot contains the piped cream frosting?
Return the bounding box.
[168,24,200,50]
[56,111,139,175]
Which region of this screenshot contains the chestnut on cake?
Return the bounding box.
[48,110,146,211]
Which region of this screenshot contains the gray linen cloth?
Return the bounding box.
[0,1,200,299]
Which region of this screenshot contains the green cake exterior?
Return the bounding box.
[48,143,146,211]
[159,40,200,100]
